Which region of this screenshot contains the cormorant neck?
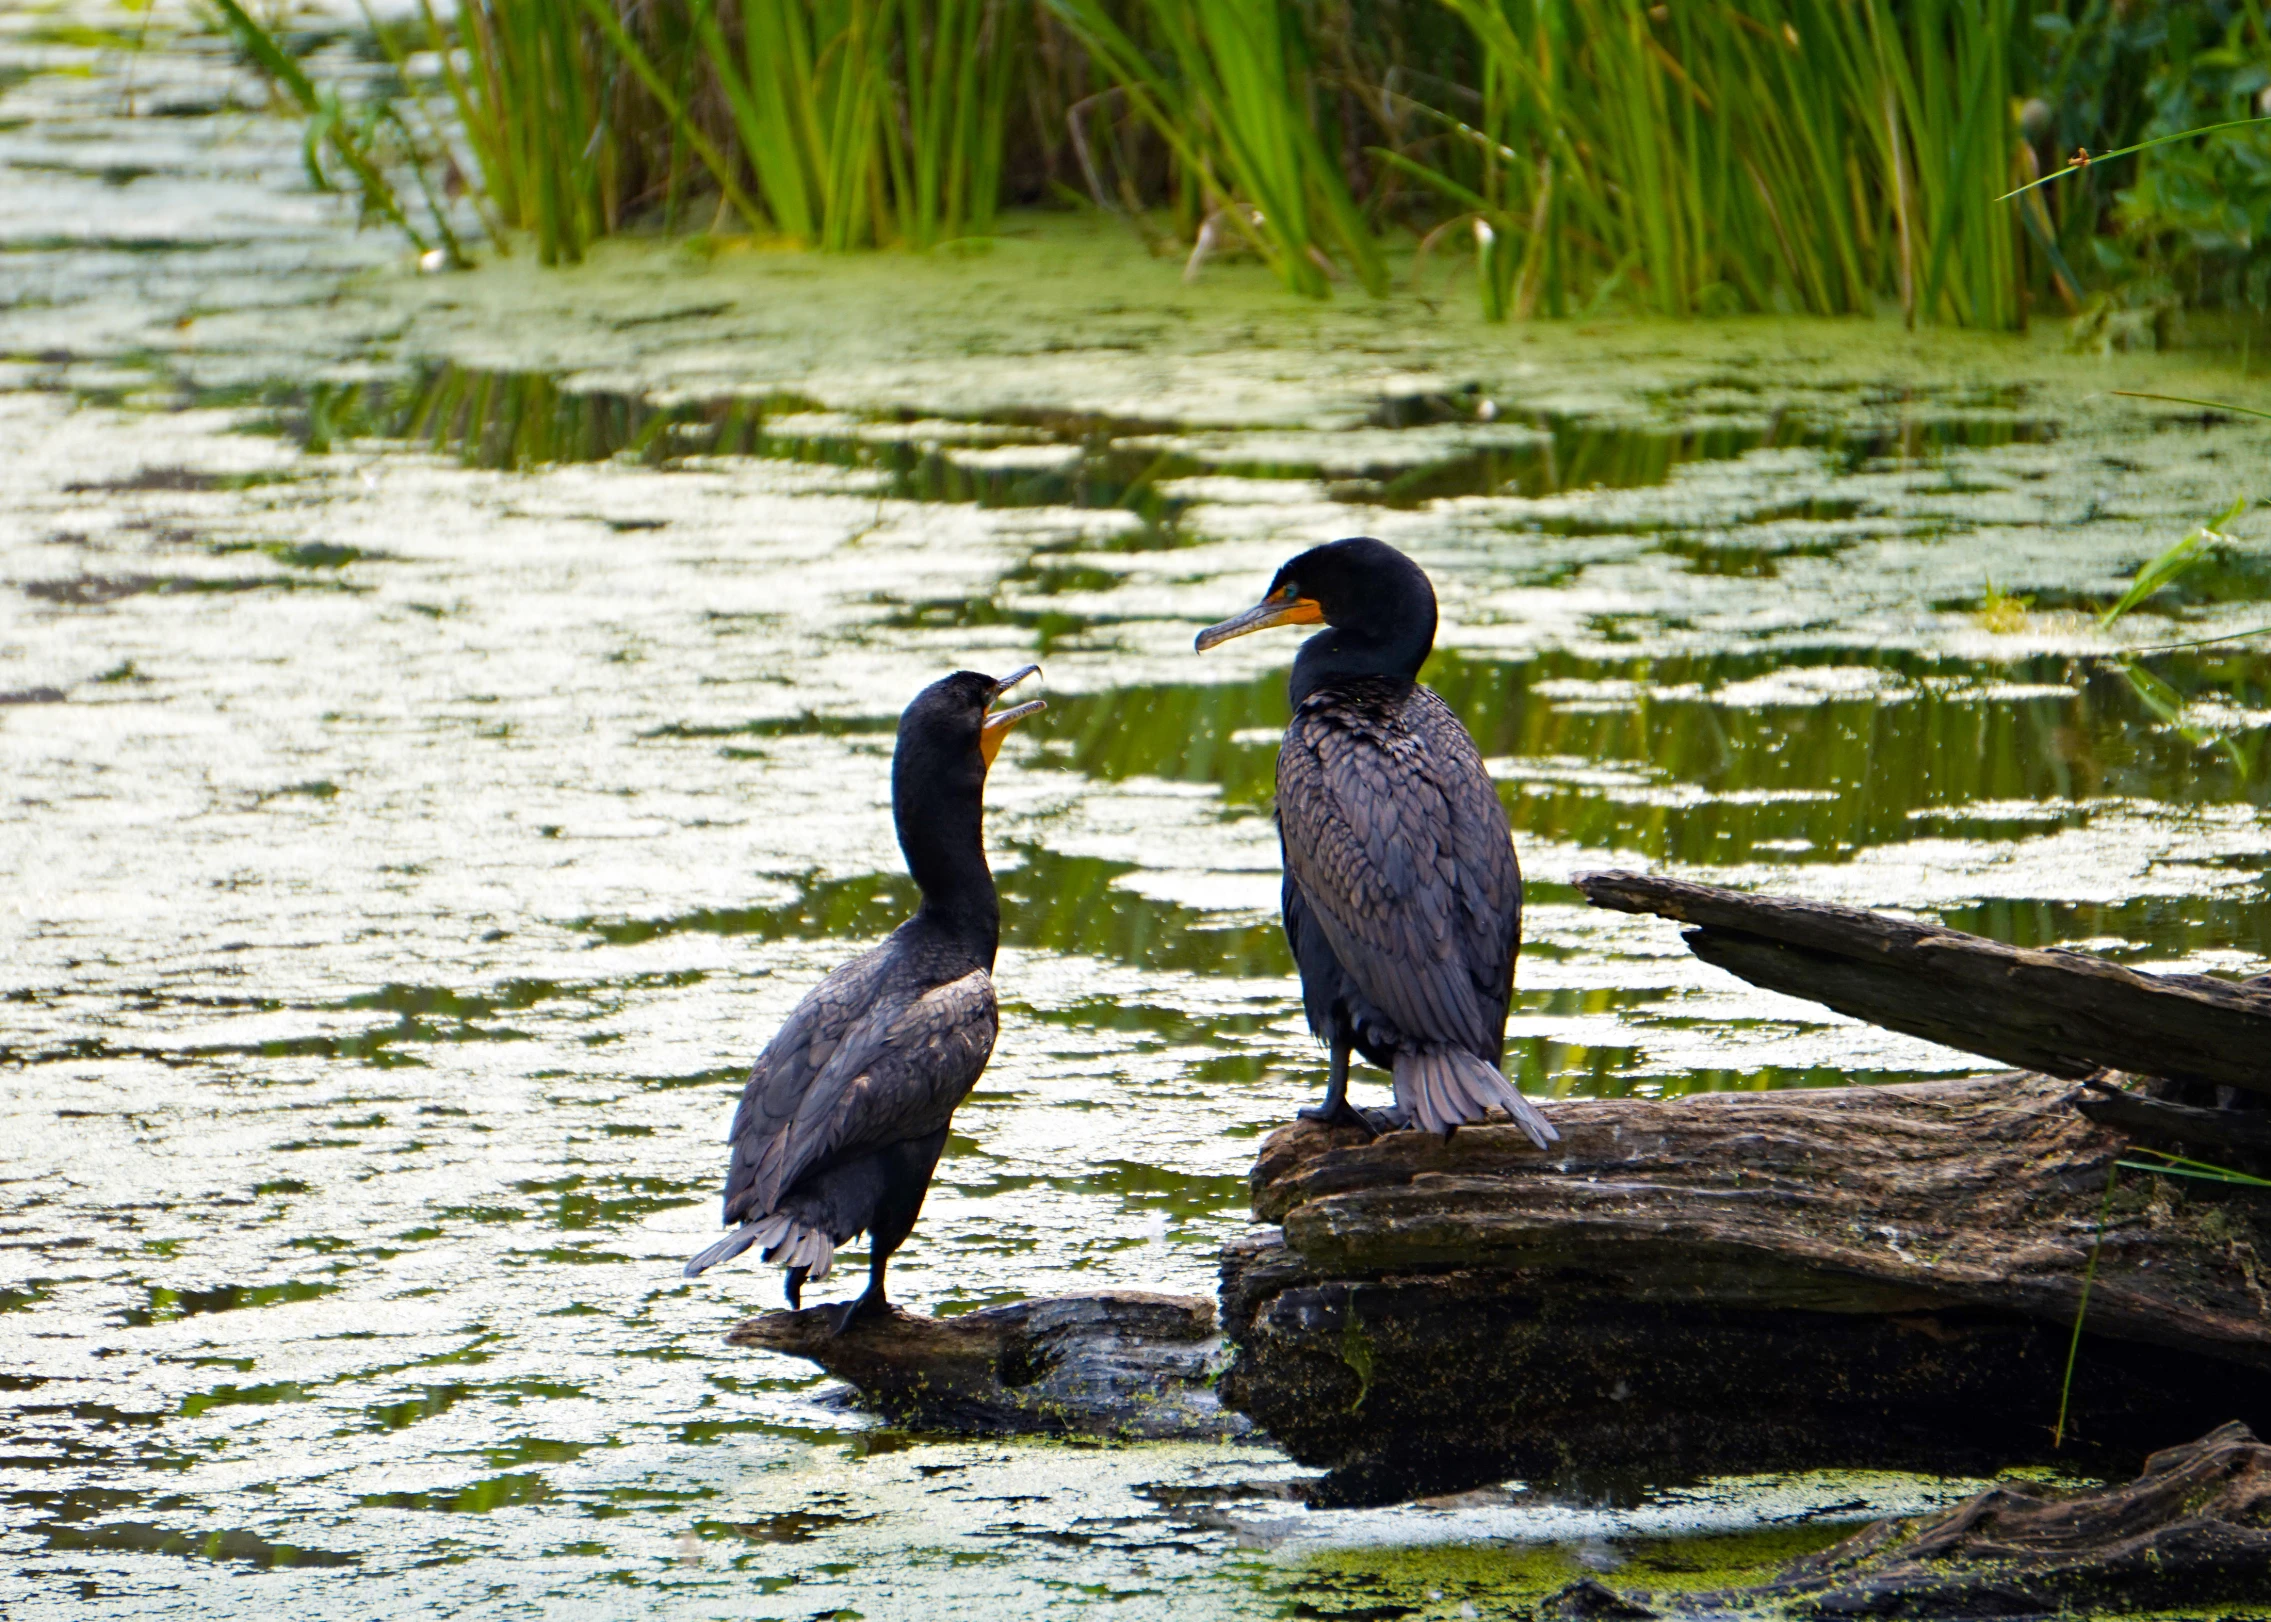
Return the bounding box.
[1287,613,1435,706]
[893,765,999,968]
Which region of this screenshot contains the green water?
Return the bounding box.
[3,8,2269,1619]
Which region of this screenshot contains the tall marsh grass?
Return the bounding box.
[215,0,2264,328]
[397,0,1019,262]
[1048,0,1386,295]
[1383,0,2025,325]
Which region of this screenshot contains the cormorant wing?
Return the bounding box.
[1276,686,1519,1059]
[720,950,997,1227]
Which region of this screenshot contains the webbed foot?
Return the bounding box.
[818,1290,887,1337]
[1296,1100,1404,1137]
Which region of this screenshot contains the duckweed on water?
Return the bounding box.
[1267,1521,1853,1616]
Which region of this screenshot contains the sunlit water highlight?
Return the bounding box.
[2,9,2267,1618]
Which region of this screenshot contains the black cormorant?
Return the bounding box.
[683,666,1044,1330]
[1196,539,1554,1146]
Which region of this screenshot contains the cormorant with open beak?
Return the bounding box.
[683,666,1044,1330]
[1197,539,1554,1145]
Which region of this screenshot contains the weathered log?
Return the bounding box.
[1219,1074,2271,1507]
[2076,1077,2271,1159]
[1545,1421,2271,1619]
[724,1292,1248,1440]
[1575,870,2271,1096]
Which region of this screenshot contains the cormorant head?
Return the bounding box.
[1193,537,1437,693]
[891,666,1042,936]
[894,665,1045,799]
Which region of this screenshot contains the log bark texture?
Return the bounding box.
[725,1292,1248,1440]
[2075,1077,2271,1158]
[1547,1421,2271,1618]
[1219,1074,2271,1507]
[1575,870,2271,1095]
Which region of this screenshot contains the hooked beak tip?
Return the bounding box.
[989,663,1041,700]
[981,667,1045,764]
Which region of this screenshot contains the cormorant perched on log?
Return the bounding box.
[683,666,1044,1331]
[1196,539,1554,1146]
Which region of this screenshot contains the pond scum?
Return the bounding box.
[210,0,2271,329]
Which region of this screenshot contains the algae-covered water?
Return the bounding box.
[4,10,2270,1619]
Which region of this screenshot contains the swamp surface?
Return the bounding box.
[3,10,2269,1620]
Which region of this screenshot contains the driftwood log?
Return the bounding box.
[724,1292,1248,1440]
[1219,1074,2271,1507]
[2075,1076,2271,1159]
[1545,1421,2271,1618]
[1576,870,2271,1097]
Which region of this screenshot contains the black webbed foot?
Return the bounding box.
[785,1264,810,1311]
[1296,1100,1404,1137]
[1297,1098,1371,1134]
[818,1289,887,1337]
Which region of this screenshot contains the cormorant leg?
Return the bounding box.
[821,1146,933,1337]
[820,1246,894,1337]
[785,1264,810,1311]
[1297,1039,1382,1136]
[816,1129,946,1337]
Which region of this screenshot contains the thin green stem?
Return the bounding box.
[2053,1163,2119,1450]
[1998,116,2271,202]
[2127,623,2271,654]
[2110,390,2271,422]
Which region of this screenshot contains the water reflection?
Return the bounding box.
[1042,647,2268,937]
[254,363,2058,518]
[578,846,1292,978]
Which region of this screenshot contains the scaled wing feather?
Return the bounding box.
[1277,684,1519,1060]
[723,956,996,1227]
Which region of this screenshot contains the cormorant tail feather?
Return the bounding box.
[683,1219,768,1278]
[769,1221,835,1283]
[684,1211,836,1281]
[1392,1046,1558,1148]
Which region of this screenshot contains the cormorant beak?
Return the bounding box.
[1194,588,1324,652]
[980,664,1044,768]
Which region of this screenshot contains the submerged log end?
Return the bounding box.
[1576,1421,2271,1618]
[725,1291,1249,1442]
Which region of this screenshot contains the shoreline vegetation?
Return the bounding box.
[206,0,2271,333]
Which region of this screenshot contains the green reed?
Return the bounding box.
[443,1,616,262]
[2097,492,2261,776]
[1046,0,1386,296]
[666,0,1016,250]
[1379,0,2025,325]
[397,0,1018,260]
[211,0,2229,330]
[210,0,470,264]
